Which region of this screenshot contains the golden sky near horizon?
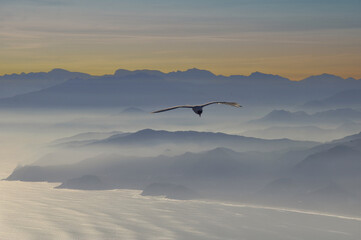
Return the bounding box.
[1,0,360,80]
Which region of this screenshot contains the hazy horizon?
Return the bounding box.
[1,107,360,239]
[1,67,360,81]
[1,0,360,239]
[1,0,361,79]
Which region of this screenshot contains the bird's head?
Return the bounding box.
[197,110,202,117]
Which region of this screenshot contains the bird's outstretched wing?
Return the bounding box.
[151,105,193,113]
[200,101,242,108]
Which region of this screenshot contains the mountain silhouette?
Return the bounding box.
[0,68,91,98]
[1,68,360,108]
[89,129,317,152]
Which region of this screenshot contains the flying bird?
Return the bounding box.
[151,101,242,117]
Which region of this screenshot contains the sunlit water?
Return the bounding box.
[1,181,360,240]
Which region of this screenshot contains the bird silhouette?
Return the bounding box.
[151,101,242,117]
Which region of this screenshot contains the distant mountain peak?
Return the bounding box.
[204,147,238,156]
[249,71,268,77]
[169,68,216,78]
[113,69,132,76]
[185,68,213,73]
[113,67,216,79]
[48,68,70,74]
[319,73,339,77]
[248,71,289,81]
[114,69,165,77]
[301,73,345,82]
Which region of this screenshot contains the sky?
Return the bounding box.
[0,0,360,80]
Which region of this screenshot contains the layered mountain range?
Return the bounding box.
[6,129,361,215]
[1,68,360,109]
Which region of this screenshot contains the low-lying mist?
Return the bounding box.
[2,108,360,217]
[0,103,360,240]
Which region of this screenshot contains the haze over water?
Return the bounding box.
[0,110,360,240]
[1,0,361,239]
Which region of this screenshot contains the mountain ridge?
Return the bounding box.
[2,68,360,82]
[0,68,360,109]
